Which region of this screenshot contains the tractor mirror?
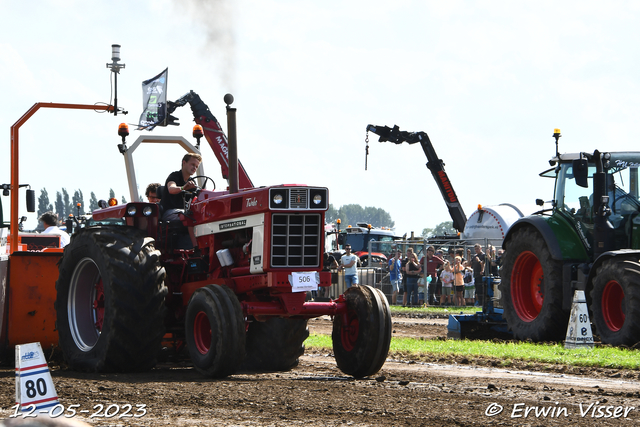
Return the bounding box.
[26,189,35,212]
[65,218,74,235]
[572,159,589,188]
[337,234,345,246]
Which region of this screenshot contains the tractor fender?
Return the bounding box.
[586,249,640,290]
[503,217,564,260]
[503,215,590,262]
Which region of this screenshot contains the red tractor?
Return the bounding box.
[53,92,392,378]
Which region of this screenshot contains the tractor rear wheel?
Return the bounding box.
[242,318,309,372]
[590,259,640,346]
[185,284,246,377]
[500,227,567,341]
[332,285,391,378]
[55,226,167,372]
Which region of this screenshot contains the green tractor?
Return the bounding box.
[501,130,640,345]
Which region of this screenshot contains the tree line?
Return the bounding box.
[325,204,394,229]
[36,192,396,232]
[422,221,457,238]
[35,189,456,237]
[37,188,127,221]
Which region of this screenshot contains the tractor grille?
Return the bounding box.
[271,213,321,267]
[289,189,307,208]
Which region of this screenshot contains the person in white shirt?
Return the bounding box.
[339,244,359,288]
[39,211,70,248]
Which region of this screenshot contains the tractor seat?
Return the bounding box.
[156,184,193,250]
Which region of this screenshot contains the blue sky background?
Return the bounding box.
[2,0,640,235]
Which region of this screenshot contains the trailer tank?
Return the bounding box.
[461,204,537,246]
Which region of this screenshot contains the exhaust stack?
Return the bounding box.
[225,93,239,194]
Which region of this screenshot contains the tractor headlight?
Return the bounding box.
[269,188,289,209]
[143,206,153,216]
[127,206,137,216]
[308,188,328,209]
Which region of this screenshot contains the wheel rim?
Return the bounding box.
[602,280,625,332]
[68,258,103,352]
[340,311,360,352]
[511,251,544,322]
[193,311,211,355]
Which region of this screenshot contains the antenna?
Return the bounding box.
[106,44,126,116]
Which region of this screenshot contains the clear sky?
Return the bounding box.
[2,0,640,235]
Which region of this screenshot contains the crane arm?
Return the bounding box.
[366,124,466,233]
[167,91,254,189]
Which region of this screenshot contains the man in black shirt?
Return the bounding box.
[471,244,486,307]
[161,153,202,247]
[161,153,202,216]
[319,251,339,298]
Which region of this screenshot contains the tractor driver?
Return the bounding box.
[161,152,202,248]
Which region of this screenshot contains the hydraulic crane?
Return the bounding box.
[366,124,466,233]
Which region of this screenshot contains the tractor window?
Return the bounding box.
[558,162,640,226]
[345,234,365,252]
[608,166,640,216]
[556,164,596,224]
[377,236,395,254]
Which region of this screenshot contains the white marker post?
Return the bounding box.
[15,342,59,412]
[564,290,594,349]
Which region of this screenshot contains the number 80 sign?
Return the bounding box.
[15,342,59,411]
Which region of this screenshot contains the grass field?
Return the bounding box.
[389,306,477,316]
[306,331,640,370]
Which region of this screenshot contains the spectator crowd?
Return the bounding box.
[385,243,504,307]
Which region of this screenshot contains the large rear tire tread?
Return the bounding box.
[242,317,309,372]
[55,226,167,372]
[500,227,567,342]
[590,259,640,346]
[332,285,392,378]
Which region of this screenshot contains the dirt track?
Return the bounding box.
[1,315,639,426]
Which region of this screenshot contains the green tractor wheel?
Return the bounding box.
[590,259,640,346]
[500,227,568,341]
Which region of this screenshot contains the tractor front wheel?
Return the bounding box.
[185,284,246,377]
[500,227,567,341]
[332,286,391,378]
[590,259,640,346]
[55,227,167,372]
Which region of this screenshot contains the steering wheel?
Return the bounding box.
[188,175,216,191]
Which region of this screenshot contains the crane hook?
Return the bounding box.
[364,131,370,171]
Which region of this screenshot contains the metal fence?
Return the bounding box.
[324,268,388,300]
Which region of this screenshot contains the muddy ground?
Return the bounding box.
[2,314,640,426]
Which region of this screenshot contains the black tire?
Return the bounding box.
[242,318,309,372]
[332,285,392,378]
[499,227,568,341]
[185,284,246,377]
[55,226,167,372]
[590,259,640,346]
